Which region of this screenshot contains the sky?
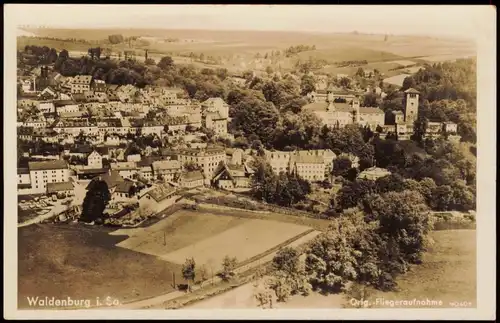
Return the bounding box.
[8,4,494,40]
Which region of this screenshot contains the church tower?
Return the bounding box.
[404,88,420,125]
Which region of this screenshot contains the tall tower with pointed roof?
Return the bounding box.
[404,88,420,125]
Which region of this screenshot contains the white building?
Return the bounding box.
[110,162,138,180]
[71,75,93,94]
[87,150,103,169]
[178,147,226,184]
[27,160,70,194]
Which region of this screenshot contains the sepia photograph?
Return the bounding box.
[3,4,496,320]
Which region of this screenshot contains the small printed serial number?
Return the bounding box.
[449,301,473,308]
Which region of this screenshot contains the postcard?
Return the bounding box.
[3,4,496,320]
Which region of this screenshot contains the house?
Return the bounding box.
[38,86,58,100]
[112,180,136,201]
[110,161,138,180]
[39,101,56,113]
[126,154,142,162]
[71,75,93,94]
[138,184,178,214]
[290,153,325,182]
[177,146,226,184]
[27,160,70,194]
[264,150,292,175]
[46,181,75,197]
[357,167,391,181]
[212,163,253,190]
[178,170,205,189]
[87,150,103,169]
[295,149,336,175]
[152,160,182,182]
[203,112,228,136]
[68,145,93,158]
[54,100,78,113]
[443,121,458,134]
[88,170,124,194]
[201,97,229,119]
[93,79,106,93]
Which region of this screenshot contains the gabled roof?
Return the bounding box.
[115,180,134,194]
[28,160,68,171]
[144,184,176,203]
[404,88,420,94]
[88,170,123,189]
[181,170,204,182]
[47,181,74,193]
[152,160,181,171]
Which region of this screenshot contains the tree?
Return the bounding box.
[80,179,111,223]
[336,179,376,211]
[220,255,238,281]
[231,97,279,146]
[300,75,316,95]
[272,247,300,276]
[339,77,352,88]
[375,173,405,194]
[331,156,352,177]
[369,190,432,264]
[182,258,196,292]
[355,67,365,77]
[431,185,454,211]
[411,116,429,145]
[158,56,174,70]
[305,209,378,293]
[401,76,416,91]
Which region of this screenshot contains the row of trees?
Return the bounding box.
[181,256,238,292]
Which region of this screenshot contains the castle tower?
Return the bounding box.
[404,88,420,125]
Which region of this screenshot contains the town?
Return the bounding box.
[16,25,477,312]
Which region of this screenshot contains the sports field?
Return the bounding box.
[111,210,313,271]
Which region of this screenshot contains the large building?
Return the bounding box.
[264,149,336,182]
[27,160,70,194]
[178,146,226,184]
[302,95,384,129]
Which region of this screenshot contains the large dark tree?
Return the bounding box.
[80,179,111,223]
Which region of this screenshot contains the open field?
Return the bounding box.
[369,229,477,308]
[110,210,250,258]
[18,223,183,309]
[187,229,476,309]
[111,210,313,271]
[18,28,476,74]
